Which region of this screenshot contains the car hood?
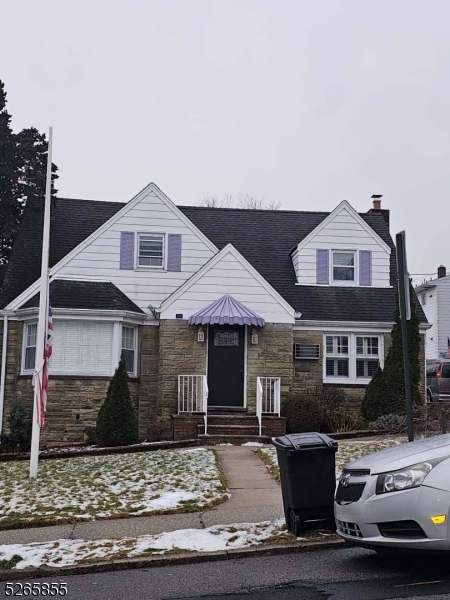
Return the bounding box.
[345,434,450,474]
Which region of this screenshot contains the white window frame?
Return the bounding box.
[21,318,140,377]
[323,333,384,384]
[121,324,138,376]
[137,232,165,269]
[22,321,38,374]
[331,250,358,286]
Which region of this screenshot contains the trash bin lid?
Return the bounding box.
[272,432,338,452]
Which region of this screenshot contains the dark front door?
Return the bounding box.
[207,324,245,407]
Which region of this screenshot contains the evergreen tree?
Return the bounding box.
[0,80,58,264]
[96,358,139,447]
[362,282,422,422]
[0,81,19,263]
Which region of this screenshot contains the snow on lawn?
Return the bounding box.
[0,520,293,569]
[0,448,228,530]
[258,437,407,481]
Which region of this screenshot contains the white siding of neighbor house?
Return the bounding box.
[54,190,216,312]
[421,288,439,359]
[292,205,391,287]
[436,276,450,358]
[161,251,294,324]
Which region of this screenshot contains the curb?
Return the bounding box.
[0,539,345,581]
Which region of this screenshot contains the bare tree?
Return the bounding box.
[197,194,281,210]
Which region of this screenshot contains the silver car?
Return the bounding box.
[335,435,450,553]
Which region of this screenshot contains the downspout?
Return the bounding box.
[0,315,8,439]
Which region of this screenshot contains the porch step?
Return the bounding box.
[207,416,259,427]
[198,434,272,446]
[198,424,266,436]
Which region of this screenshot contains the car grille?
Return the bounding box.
[336,520,363,538]
[335,483,366,504]
[344,469,370,477]
[377,520,427,539]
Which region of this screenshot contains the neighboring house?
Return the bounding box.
[416,266,450,360]
[0,185,428,445]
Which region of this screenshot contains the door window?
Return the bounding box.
[214,331,239,346]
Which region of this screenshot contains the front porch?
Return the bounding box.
[173,374,286,443]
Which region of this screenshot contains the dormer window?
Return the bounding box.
[332,251,355,282]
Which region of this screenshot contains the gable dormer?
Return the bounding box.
[291,200,392,288]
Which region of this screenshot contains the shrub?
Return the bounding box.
[83,426,98,445]
[147,416,172,442]
[368,413,407,434]
[281,391,323,433]
[281,387,363,433]
[362,284,422,422]
[95,358,139,447]
[6,400,32,451]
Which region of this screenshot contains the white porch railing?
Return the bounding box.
[178,375,208,435]
[256,377,281,437]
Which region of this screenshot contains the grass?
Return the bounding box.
[257,436,407,482]
[0,448,229,530]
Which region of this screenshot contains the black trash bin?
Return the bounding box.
[272,432,338,536]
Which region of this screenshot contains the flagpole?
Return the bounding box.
[30,127,53,479]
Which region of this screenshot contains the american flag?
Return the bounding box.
[35,304,53,427]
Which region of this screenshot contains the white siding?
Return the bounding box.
[292,206,391,287]
[436,277,450,357]
[55,190,215,312]
[421,289,439,359]
[161,251,294,323]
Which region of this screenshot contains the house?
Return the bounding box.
[0,185,428,446]
[416,266,450,360]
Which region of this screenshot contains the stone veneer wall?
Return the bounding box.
[137,325,159,439]
[158,320,207,416]
[246,323,293,413]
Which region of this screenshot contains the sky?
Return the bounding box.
[1,0,449,285]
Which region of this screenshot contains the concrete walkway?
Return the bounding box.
[0,446,284,546]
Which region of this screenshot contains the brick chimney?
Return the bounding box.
[368,194,390,230]
[438,265,447,278]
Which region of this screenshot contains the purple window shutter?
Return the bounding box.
[316,249,329,284]
[120,232,134,269]
[359,250,372,286]
[167,234,182,271]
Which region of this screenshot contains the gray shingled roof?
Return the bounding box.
[0,196,426,324]
[22,280,144,313]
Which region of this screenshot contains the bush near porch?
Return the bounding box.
[281,387,364,434]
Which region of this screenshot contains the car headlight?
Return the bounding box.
[376,458,447,495]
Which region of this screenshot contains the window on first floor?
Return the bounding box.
[24,322,37,371]
[121,325,136,374]
[324,333,381,383]
[23,320,138,376]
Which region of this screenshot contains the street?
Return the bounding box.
[2,546,450,600]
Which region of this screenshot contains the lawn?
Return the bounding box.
[257,437,407,482]
[0,448,228,530]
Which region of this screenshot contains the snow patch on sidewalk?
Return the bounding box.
[0,519,294,569]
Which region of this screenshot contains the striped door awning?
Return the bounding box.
[187,294,265,327]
